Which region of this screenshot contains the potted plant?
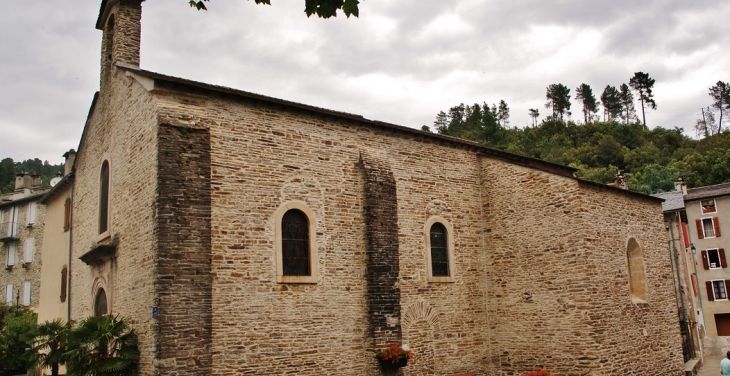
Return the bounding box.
[375,344,414,370]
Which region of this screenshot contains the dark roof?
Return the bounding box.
[685,182,730,201]
[0,192,47,209]
[39,174,74,205]
[575,179,663,202]
[653,191,684,212]
[96,0,111,29]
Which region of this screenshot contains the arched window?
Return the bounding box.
[99,161,110,235]
[94,288,108,317]
[627,238,648,302]
[425,216,455,282]
[273,202,319,283]
[281,209,310,276]
[430,223,449,277]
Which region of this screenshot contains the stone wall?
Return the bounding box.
[482,160,683,375]
[360,149,402,350]
[155,124,212,374]
[138,82,690,375]
[70,64,159,373]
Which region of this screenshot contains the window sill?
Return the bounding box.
[276,275,318,284]
[95,231,111,243]
[631,296,648,305]
[428,276,455,283]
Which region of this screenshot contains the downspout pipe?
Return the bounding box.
[67,180,73,323]
[669,218,694,358]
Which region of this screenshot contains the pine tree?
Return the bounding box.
[575,83,599,124]
[619,84,636,125]
[600,85,622,121]
[545,84,572,122]
[528,108,540,127]
[709,81,730,133]
[629,72,657,127]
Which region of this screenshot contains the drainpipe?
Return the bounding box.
[683,210,704,361]
[67,182,73,323]
[669,218,694,358]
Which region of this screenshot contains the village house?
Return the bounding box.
[1,172,49,309]
[65,1,686,374]
[36,150,75,326]
[654,181,704,370]
[682,182,730,356]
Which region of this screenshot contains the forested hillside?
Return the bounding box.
[0,158,65,193]
[428,102,730,194]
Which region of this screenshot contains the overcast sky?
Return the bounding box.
[1,0,728,164]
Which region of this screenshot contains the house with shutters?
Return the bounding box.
[684,182,730,354]
[654,182,703,365]
[0,173,49,308]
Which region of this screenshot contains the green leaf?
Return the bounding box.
[188,0,208,11]
[342,0,359,17]
[304,0,319,17]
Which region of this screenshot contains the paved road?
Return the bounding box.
[697,354,726,376]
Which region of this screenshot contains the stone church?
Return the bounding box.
[68,1,685,374]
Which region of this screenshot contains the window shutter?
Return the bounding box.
[722,249,728,269]
[691,275,698,297]
[7,207,18,237]
[63,198,71,232]
[707,281,715,301]
[22,281,31,306]
[715,217,722,237]
[681,222,690,248]
[24,238,34,263]
[702,250,710,270]
[696,219,704,239]
[26,203,36,225]
[7,243,16,266]
[5,285,12,304]
[60,267,68,303]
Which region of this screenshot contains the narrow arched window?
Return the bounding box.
[627,238,648,302]
[281,209,310,276]
[94,288,108,317]
[99,161,110,235]
[430,223,449,277]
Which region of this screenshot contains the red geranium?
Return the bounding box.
[524,370,554,376]
[375,344,414,364]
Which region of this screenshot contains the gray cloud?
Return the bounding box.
[1,0,728,162]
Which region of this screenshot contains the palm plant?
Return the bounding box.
[25,319,71,376]
[65,315,139,376]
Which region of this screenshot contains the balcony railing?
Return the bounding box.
[0,221,19,241]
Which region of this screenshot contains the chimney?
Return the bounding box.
[15,172,32,190]
[674,178,687,195]
[63,149,77,176]
[31,173,42,187]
